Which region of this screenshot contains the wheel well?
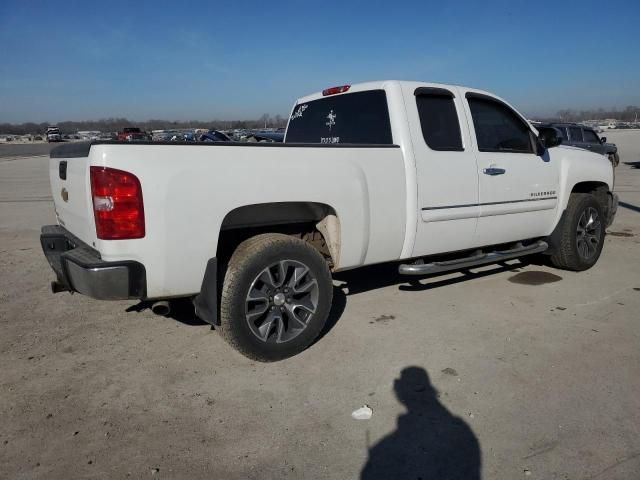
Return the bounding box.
[571,181,609,194]
[571,181,610,217]
[217,202,340,268]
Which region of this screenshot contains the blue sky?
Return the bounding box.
[1,0,639,122]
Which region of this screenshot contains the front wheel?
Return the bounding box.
[550,193,605,271]
[218,233,333,361]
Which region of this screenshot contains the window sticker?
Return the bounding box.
[326,110,336,130]
[290,104,308,121]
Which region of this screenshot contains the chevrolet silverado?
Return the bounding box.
[41,81,618,360]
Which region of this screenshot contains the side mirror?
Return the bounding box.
[600,136,607,143]
[537,127,563,150]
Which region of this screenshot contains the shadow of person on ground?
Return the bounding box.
[361,367,481,480]
[623,161,640,169]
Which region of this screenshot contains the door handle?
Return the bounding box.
[483,167,506,176]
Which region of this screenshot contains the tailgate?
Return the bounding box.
[49,143,96,245]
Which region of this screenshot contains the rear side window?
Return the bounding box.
[583,129,600,143]
[416,93,463,151]
[286,90,392,144]
[568,127,583,142]
[467,96,533,153]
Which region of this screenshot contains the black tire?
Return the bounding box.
[218,233,333,361]
[550,193,605,271]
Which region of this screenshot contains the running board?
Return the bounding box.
[398,241,548,276]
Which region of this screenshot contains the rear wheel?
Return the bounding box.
[218,233,333,361]
[550,193,605,271]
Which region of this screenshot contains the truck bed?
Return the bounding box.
[49,141,408,298]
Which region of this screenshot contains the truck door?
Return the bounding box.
[462,92,560,246]
[403,85,480,257]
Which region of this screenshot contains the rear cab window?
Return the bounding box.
[285,90,393,144]
[415,88,463,151]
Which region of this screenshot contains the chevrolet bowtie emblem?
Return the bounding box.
[61,188,69,202]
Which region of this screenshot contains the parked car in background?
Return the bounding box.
[537,123,619,166]
[151,130,179,142]
[168,131,204,142]
[117,127,149,142]
[199,130,231,142]
[46,127,62,143]
[247,130,285,143]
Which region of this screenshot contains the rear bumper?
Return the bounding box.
[40,225,146,300]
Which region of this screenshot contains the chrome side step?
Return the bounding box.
[398,240,548,276]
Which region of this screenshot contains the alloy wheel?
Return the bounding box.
[244,260,319,343]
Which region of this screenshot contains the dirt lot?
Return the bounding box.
[1,133,639,479]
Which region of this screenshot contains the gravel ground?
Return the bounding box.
[1,132,639,479]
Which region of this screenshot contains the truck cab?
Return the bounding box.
[286,82,614,259]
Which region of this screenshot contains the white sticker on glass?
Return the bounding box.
[326,110,337,130]
[290,104,308,121]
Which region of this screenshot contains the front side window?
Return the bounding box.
[568,127,583,142]
[583,129,600,144]
[285,90,392,144]
[416,93,463,151]
[467,96,533,153]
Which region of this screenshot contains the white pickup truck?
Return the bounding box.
[41,81,618,361]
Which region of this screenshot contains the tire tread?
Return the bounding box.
[550,193,603,271]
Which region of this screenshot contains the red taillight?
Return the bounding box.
[322,85,351,96]
[90,166,145,240]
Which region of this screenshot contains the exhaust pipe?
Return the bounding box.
[151,300,171,316]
